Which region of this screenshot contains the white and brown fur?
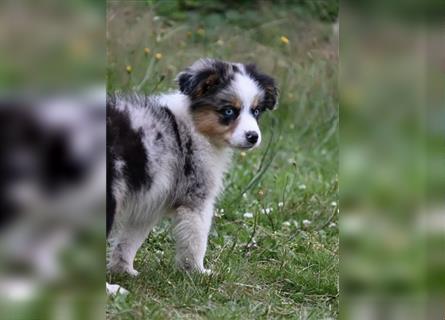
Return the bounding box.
[106,59,278,294]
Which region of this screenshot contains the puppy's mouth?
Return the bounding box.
[223,138,259,150]
[230,143,258,150]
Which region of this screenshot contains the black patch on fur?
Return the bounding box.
[107,101,151,192]
[42,132,87,192]
[162,107,183,153]
[106,156,115,237]
[178,60,234,99]
[183,137,194,176]
[0,106,34,228]
[177,73,193,95]
[106,98,152,235]
[232,64,240,73]
[244,63,278,110]
[154,131,164,148]
[185,142,206,201]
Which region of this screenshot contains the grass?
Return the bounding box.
[107,1,338,318]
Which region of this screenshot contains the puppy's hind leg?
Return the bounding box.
[108,222,153,276]
[173,203,213,273]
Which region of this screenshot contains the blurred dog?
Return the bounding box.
[106,59,278,293]
[0,90,105,299]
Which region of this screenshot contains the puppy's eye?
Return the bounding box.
[224,108,234,116]
[221,107,237,119]
[252,108,260,118]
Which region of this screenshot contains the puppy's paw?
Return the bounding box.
[106,282,129,296]
[127,268,139,277]
[202,268,212,275]
[175,255,213,275]
[108,261,139,277]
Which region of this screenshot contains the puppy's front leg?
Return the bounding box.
[173,203,213,273]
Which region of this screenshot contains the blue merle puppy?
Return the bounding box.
[106,59,277,294]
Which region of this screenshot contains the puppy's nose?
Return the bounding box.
[245,131,258,144]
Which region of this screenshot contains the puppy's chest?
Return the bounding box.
[172,144,230,207]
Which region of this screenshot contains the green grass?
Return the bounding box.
[107,1,338,318]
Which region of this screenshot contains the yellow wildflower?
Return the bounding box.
[196,28,205,36]
[280,36,289,45]
[126,65,132,73]
[155,53,163,60]
[144,47,151,55]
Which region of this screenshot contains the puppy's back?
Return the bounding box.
[106,93,187,235]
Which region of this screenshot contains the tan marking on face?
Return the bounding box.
[192,107,238,147]
[253,95,260,107]
[231,97,241,109]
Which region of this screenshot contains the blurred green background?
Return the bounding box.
[341,3,445,319]
[0,0,105,91]
[107,0,338,319]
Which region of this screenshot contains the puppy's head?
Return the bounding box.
[177,58,278,149]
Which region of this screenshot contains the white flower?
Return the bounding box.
[302,219,312,227]
[282,221,291,227]
[298,184,307,190]
[329,222,337,228]
[242,193,247,199]
[215,208,225,218]
[331,201,337,207]
[278,202,284,207]
[243,212,254,219]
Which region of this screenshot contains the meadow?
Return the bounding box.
[107,1,338,318]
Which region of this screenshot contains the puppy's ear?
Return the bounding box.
[177,72,194,95]
[245,64,278,110]
[176,59,233,99]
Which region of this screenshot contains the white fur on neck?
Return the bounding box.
[208,147,233,198]
[158,91,191,121]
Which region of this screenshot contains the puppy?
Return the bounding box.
[106,59,277,288]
